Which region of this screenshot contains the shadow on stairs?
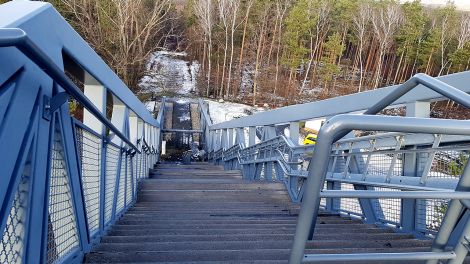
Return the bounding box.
[84,162,435,264]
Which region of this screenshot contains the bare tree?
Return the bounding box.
[300,0,331,92]
[226,0,241,98]
[273,0,291,97]
[194,0,214,96]
[55,0,172,91]
[371,2,402,89]
[436,3,457,76]
[352,2,371,92]
[457,13,470,50]
[237,0,254,94]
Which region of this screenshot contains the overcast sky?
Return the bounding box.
[408,0,470,11]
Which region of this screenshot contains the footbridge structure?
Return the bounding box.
[4,2,470,264]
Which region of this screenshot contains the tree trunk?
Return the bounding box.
[393,50,404,84]
[220,30,229,97]
[226,28,236,97]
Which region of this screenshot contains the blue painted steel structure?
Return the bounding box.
[207,75,470,263]
[0,2,162,263]
[4,1,470,264]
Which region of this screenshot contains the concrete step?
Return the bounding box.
[139,182,286,190]
[101,232,415,243]
[85,247,432,263]
[93,238,431,252]
[86,163,438,263]
[137,192,291,202]
[107,226,395,236]
[155,163,223,169]
[150,175,242,180]
[143,178,250,184]
[128,203,298,210]
[116,217,353,224]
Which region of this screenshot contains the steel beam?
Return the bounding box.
[211,73,470,130]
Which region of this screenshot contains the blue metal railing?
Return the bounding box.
[0,2,163,263]
[207,74,470,263]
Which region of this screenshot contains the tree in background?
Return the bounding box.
[351,1,371,92]
[435,3,458,76]
[319,32,344,92]
[370,1,402,89]
[394,0,426,84]
[5,0,470,106]
[193,0,214,97]
[45,0,173,93]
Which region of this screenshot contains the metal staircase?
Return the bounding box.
[84,163,435,263]
[4,2,470,264]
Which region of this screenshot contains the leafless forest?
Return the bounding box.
[4,0,470,115]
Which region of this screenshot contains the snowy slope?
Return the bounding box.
[139,51,200,95]
[206,100,264,124]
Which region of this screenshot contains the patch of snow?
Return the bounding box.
[305,119,325,132]
[145,101,156,112]
[176,98,189,104]
[139,51,200,95]
[206,100,263,124]
[178,112,191,122]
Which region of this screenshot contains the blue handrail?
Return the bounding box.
[0,28,141,152]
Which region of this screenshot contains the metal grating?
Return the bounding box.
[46,128,79,264]
[334,183,362,216]
[428,149,469,179]
[366,152,403,177]
[416,199,450,233]
[0,152,31,264]
[320,181,327,208]
[75,127,101,235]
[134,153,140,180]
[126,156,133,206]
[116,154,126,215]
[371,187,401,225]
[140,154,144,179]
[104,144,119,224]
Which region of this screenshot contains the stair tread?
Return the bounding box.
[85,163,436,263]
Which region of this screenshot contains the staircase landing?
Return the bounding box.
[84,163,432,263]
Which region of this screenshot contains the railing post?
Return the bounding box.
[236,128,245,148]
[248,126,256,146]
[402,101,430,233]
[228,128,234,147]
[221,129,228,149]
[290,122,300,145]
[83,73,107,236]
[261,126,276,141]
[83,73,106,134]
[110,97,127,146]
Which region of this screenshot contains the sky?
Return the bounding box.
[408,0,470,11]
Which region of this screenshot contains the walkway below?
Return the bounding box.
[85,163,434,263]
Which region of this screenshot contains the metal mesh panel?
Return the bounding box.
[134,153,140,180]
[0,155,31,264]
[140,154,146,179]
[320,181,327,207]
[428,150,468,179]
[371,187,401,225]
[366,153,403,177]
[46,129,79,264]
[75,127,101,235]
[416,199,450,233]
[104,144,119,224]
[116,155,126,215]
[126,156,133,206]
[334,183,362,216]
[332,155,346,173]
